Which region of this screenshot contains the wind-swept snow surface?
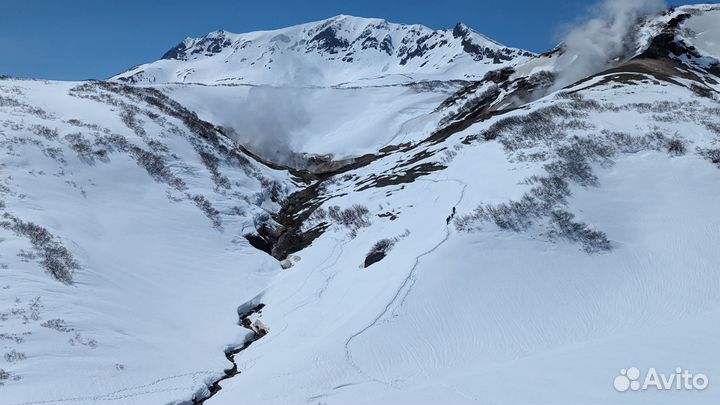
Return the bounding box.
[0,79,289,403]
[205,76,720,404]
[2,4,720,405]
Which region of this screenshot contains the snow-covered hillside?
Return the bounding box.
[156,81,463,160]
[112,15,533,86]
[197,5,720,403]
[2,3,720,405]
[0,79,293,403]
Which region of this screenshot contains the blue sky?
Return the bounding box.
[0,0,709,80]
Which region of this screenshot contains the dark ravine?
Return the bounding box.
[188,303,267,405]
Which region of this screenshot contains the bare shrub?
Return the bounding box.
[145,138,168,154]
[3,350,26,364]
[0,334,24,344]
[544,136,614,187]
[550,210,611,253]
[128,146,186,190]
[455,175,570,233]
[65,133,104,164]
[0,96,53,119]
[17,249,36,262]
[1,214,78,283]
[698,148,720,167]
[0,368,20,383]
[119,107,146,138]
[190,194,222,229]
[438,84,500,127]
[440,148,457,163]
[199,150,231,190]
[71,333,98,348]
[704,121,720,136]
[42,146,65,163]
[96,133,131,153]
[667,137,686,156]
[31,125,59,141]
[304,206,329,230]
[328,204,371,237]
[41,318,74,332]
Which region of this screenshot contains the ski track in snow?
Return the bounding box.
[343,178,467,386]
[280,236,345,315]
[7,371,216,405]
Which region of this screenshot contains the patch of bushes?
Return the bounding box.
[189,194,222,229]
[31,125,59,141]
[199,150,231,190]
[549,210,611,253]
[698,147,720,167]
[327,204,371,237]
[3,350,26,364]
[128,146,186,190]
[0,95,52,119]
[0,333,25,344]
[65,133,108,164]
[456,90,720,253]
[544,136,614,187]
[667,137,686,156]
[0,214,78,283]
[119,107,147,138]
[69,332,98,348]
[438,84,500,127]
[455,174,571,233]
[40,318,74,333]
[0,368,21,384]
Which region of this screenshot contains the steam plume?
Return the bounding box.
[553,0,666,88]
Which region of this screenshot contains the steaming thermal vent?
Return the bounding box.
[223,51,327,166]
[226,86,310,165]
[552,0,666,89]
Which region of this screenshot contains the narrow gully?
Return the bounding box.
[190,303,267,404]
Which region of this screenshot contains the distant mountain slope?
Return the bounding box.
[112,15,533,86]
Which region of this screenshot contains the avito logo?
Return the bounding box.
[614,367,709,392]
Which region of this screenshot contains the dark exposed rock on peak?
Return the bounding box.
[162,31,233,61]
[308,26,350,54]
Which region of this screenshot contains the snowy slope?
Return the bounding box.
[200,6,720,404]
[157,81,462,160]
[0,79,292,403]
[2,4,720,405]
[209,74,720,405]
[112,15,533,87]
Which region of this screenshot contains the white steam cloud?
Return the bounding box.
[224,52,328,165]
[553,0,666,88]
[226,86,311,165]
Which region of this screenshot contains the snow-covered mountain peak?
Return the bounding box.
[113,15,533,86]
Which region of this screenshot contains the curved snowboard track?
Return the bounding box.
[344,178,467,385]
